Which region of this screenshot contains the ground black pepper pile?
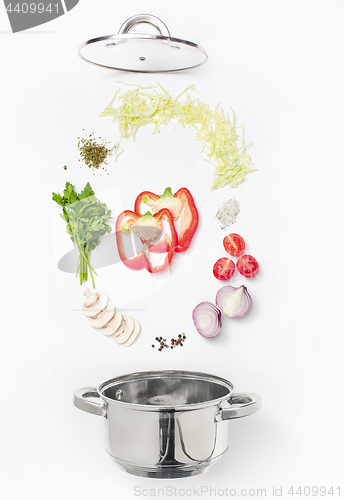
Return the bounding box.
[152,334,186,351]
[77,132,112,170]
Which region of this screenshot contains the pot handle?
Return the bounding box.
[73,387,106,417]
[215,393,261,422]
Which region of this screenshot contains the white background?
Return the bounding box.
[1,1,344,499]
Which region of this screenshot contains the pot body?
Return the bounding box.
[104,402,230,478]
[74,370,261,478]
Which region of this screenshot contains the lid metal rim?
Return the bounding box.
[78,34,208,73]
[97,370,233,411]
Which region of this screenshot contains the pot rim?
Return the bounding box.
[97,369,234,411]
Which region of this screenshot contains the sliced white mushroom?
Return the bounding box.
[82,290,108,317]
[113,318,125,338]
[113,315,130,337]
[101,310,123,336]
[121,319,141,347]
[113,316,135,344]
[88,302,115,328]
[83,288,97,306]
[82,289,141,347]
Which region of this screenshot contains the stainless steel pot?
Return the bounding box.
[74,370,261,478]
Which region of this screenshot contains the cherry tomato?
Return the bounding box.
[213,258,235,280]
[223,233,245,257]
[237,255,259,277]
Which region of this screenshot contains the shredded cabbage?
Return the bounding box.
[100,83,255,189]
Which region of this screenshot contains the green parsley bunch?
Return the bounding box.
[52,182,112,286]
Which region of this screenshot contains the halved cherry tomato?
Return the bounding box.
[237,255,259,277]
[223,233,245,257]
[213,258,235,280]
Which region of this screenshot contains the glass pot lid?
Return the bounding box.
[79,14,208,73]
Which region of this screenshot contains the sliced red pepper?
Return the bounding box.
[134,187,198,253]
[116,209,177,273]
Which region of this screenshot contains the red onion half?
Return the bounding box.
[192,301,222,338]
[216,285,252,318]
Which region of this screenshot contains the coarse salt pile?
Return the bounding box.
[216,199,240,230]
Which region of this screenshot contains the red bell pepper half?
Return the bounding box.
[134,187,198,252]
[116,209,177,273]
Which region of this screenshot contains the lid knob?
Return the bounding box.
[118,14,171,38]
